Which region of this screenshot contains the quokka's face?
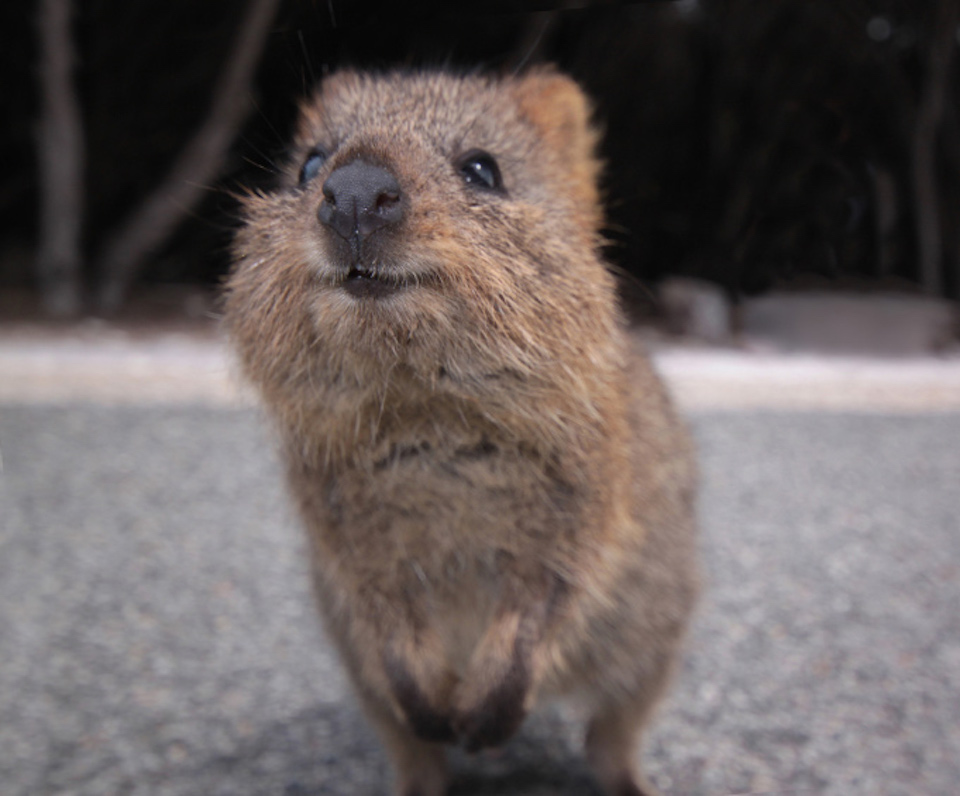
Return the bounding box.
[231,70,612,376]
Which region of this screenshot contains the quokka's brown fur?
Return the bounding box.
[225,68,699,796]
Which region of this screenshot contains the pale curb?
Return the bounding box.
[0,332,958,412]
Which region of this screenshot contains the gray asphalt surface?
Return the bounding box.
[1,405,958,795]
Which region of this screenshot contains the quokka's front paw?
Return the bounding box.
[451,645,532,752]
[383,641,458,744]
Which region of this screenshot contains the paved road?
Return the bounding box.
[2,405,959,795]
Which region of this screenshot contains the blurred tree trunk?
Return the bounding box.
[912,0,957,296]
[37,0,84,316]
[95,0,282,312]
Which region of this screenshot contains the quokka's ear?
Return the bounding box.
[292,70,363,150]
[511,67,604,230]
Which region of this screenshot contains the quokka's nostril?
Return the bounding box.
[375,191,400,212]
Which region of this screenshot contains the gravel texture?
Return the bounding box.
[1,406,958,795]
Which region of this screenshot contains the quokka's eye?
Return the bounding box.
[299,147,329,187]
[456,149,504,193]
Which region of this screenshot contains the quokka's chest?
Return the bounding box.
[295,438,583,569]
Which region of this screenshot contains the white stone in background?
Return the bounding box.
[740,292,957,356]
[659,277,731,343]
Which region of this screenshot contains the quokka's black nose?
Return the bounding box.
[317,160,404,242]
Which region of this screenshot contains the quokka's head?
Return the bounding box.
[227,69,621,407]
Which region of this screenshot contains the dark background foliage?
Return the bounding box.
[2,0,959,311]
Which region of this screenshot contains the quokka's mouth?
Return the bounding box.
[340,265,407,299]
[339,265,437,299]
